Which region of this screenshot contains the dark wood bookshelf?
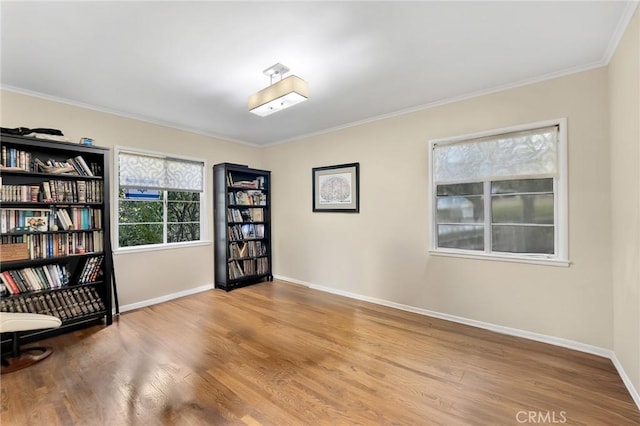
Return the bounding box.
[213,162,272,291]
[0,133,112,351]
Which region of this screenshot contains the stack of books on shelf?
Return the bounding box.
[0,264,69,294]
[55,207,102,230]
[227,191,267,206]
[0,147,31,171]
[42,180,103,203]
[0,214,107,236]
[227,173,265,190]
[1,184,41,203]
[226,224,265,241]
[77,255,104,284]
[34,156,95,176]
[0,209,51,233]
[226,208,264,222]
[1,146,102,176]
[228,241,267,260]
[0,180,103,203]
[0,286,106,321]
[227,257,269,280]
[1,231,104,260]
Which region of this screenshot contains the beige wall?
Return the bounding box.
[0,90,262,306]
[609,9,640,394]
[264,68,613,349]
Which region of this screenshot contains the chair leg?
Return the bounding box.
[12,331,20,357]
[1,332,54,374]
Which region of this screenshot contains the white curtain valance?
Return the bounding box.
[119,152,204,192]
[433,126,558,184]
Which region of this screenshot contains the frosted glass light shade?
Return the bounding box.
[248,75,309,117]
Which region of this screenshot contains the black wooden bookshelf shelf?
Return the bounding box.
[1,202,103,207]
[214,162,272,291]
[1,280,106,298]
[2,228,102,236]
[1,133,113,351]
[229,255,269,261]
[1,252,105,269]
[228,273,271,284]
[0,169,103,180]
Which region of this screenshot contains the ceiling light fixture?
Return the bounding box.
[248,63,309,117]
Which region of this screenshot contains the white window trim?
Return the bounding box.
[113,146,209,252]
[428,118,569,266]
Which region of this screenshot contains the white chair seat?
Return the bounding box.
[0,312,62,333]
[1,311,62,374]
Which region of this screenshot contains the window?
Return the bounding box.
[429,119,567,265]
[115,148,206,249]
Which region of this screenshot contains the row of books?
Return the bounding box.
[77,255,104,284]
[1,184,40,203]
[227,224,265,241]
[228,241,268,260]
[0,180,103,203]
[227,173,266,190]
[34,155,95,177]
[0,207,102,233]
[55,207,102,231]
[227,190,266,206]
[227,207,264,223]
[228,257,269,280]
[0,209,50,233]
[0,147,31,171]
[42,179,103,203]
[0,286,106,322]
[0,264,69,295]
[0,230,104,260]
[0,146,100,177]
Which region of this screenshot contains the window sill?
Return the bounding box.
[114,240,212,255]
[428,249,570,267]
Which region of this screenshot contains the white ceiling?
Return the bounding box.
[1,1,636,146]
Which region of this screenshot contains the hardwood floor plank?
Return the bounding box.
[1,280,638,425]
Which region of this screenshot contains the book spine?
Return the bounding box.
[9,270,28,293]
[75,156,94,177]
[0,272,20,295]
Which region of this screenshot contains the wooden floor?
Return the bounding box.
[1,280,638,425]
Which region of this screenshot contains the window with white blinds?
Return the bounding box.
[115,148,206,250]
[429,119,568,265]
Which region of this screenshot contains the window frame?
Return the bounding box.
[113,146,208,253]
[428,118,569,267]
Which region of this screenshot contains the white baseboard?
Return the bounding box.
[611,352,640,408]
[274,274,640,409]
[116,283,214,314]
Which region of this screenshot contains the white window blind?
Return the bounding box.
[429,120,568,265]
[433,126,558,184]
[119,152,204,192]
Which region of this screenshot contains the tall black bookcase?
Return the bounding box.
[213,163,272,291]
[0,134,112,349]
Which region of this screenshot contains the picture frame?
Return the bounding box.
[312,162,359,213]
[25,216,48,232]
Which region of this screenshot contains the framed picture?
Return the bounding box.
[25,216,48,232]
[312,162,360,213]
